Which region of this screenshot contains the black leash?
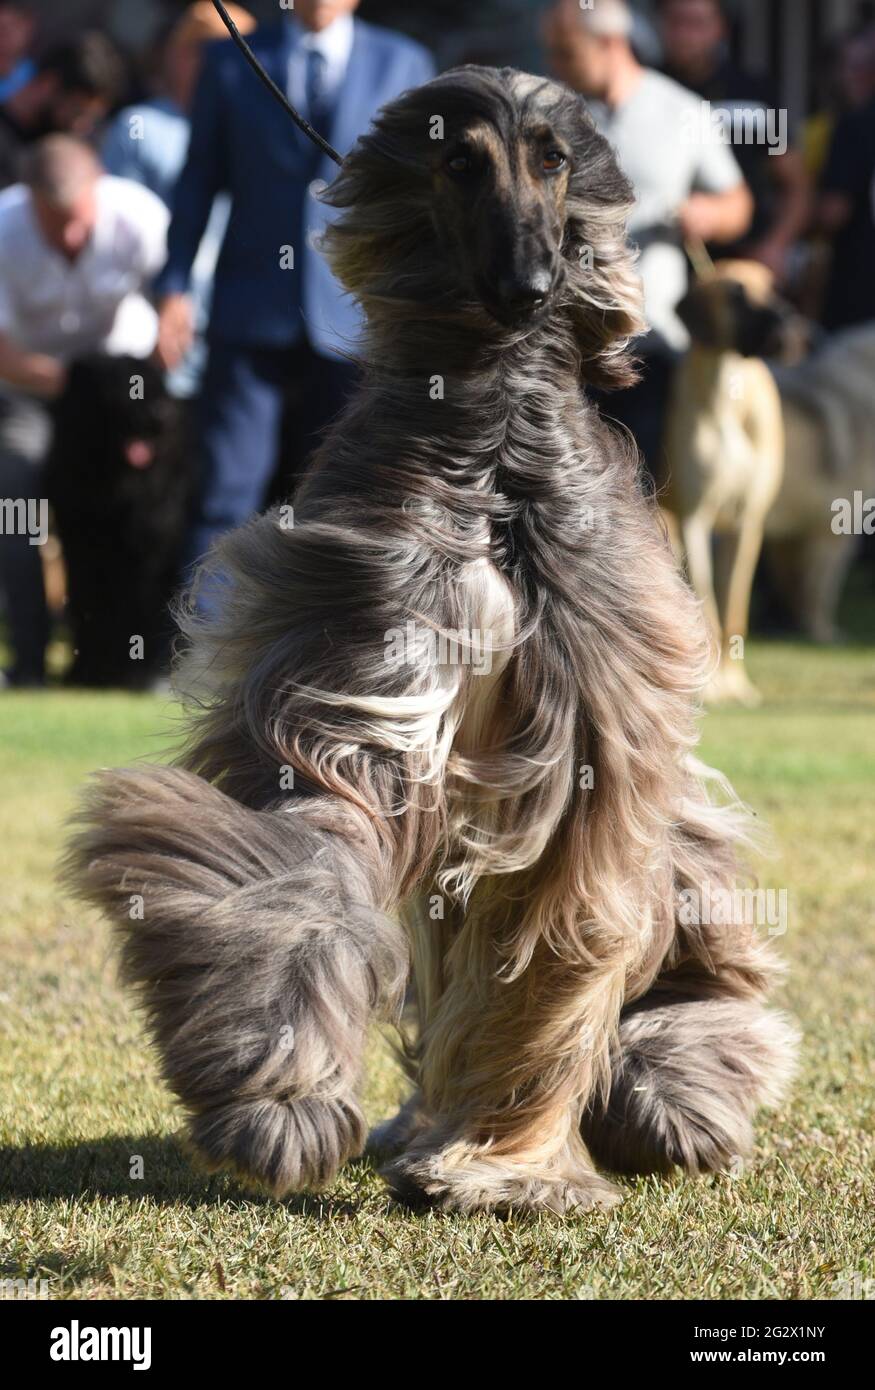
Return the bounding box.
[211,0,344,167]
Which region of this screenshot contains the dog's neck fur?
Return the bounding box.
[323,312,596,518]
[295,311,631,655]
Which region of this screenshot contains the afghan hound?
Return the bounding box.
[64,68,798,1214]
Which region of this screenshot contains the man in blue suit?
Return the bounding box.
[154,0,434,567]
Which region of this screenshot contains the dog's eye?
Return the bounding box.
[447,151,472,175]
[543,149,567,173]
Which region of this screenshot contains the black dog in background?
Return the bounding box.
[45,355,193,689]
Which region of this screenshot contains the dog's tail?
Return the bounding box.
[61,765,408,1195]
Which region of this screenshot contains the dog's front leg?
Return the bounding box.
[65,767,409,1198]
[382,936,626,1214]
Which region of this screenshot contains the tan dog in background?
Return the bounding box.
[663,261,791,706]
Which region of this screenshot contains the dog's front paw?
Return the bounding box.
[188,1094,366,1197]
[705,665,762,707]
[381,1142,623,1215]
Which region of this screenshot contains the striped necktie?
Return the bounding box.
[304,46,330,134]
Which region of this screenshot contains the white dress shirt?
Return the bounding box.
[0,174,169,362]
[287,12,355,112]
[590,70,742,349]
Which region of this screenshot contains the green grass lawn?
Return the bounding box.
[1,638,874,1301]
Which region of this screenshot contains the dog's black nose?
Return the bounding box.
[498,268,553,316]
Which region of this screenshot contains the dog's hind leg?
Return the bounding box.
[799,534,855,644]
[582,811,799,1177]
[63,765,408,1196]
[581,992,799,1176]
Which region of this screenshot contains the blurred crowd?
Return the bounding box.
[0,0,874,689]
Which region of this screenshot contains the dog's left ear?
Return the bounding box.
[676,284,723,348]
[561,100,647,389]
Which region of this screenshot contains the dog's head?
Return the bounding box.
[322,66,645,386]
[56,354,179,474]
[676,260,800,360]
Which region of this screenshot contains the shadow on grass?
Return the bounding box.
[0,1135,366,1217]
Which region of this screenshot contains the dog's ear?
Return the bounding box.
[676,284,723,347]
[559,97,647,389]
[320,80,447,308]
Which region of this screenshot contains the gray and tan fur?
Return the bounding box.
[64,68,798,1214]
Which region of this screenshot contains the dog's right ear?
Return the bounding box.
[319,84,443,310]
[676,285,722,348]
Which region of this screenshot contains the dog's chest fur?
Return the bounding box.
[441,494,593,887]
[451,555,517,754]
[667,352,784,523]
[283,334,673,911]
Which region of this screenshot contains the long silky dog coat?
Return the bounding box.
[65,68,797,1213]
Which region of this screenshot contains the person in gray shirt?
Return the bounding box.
[542,0,752,480]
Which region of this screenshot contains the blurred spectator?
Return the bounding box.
[803,25,875,182]
[0,0,35,102]
[154,0,434,571]
[362,0,543,70]
[106,0,176,54]
[102,2,257,398]
[0,32,127,186]
[657,0,810,283]
[818,93,875,331]
[543,0,750,479]
[835,22,875,110]
[103,3,257,208]
[0,135,167,686]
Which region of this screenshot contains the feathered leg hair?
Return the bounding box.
[65,763,407,1194]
